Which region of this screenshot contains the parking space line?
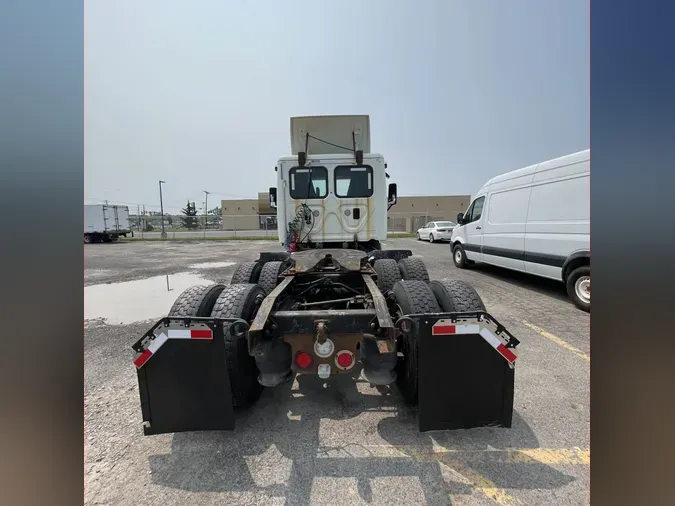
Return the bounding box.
[318,445,590,465]
[318,446,588,506]
[523,321,590,361]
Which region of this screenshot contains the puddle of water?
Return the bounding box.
[188,261,236,269]
[84,273,212,325]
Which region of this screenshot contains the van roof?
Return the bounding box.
[481,149,590,189]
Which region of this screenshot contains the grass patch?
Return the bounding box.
[387,232,416,238]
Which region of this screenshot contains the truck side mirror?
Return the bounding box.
[456,212,464,224]
[269,187,277,209]
[388,183,397,205]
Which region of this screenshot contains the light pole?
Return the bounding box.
[159,180,167,238]
[204,191,210,231]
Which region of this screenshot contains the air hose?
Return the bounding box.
[285,203,313,252]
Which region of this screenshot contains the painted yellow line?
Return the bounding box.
[318,446,589,505]
[318,445,590,465]
[523,321,590,361]
[444,459,522,506]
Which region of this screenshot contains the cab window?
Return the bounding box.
[289,166,328,199]
[334,165,374,198]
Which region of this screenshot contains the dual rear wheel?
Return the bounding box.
[167,279,266,407]
[393,278,485,405]
[169,257,485,409]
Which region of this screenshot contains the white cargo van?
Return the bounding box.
[450,149,590,311]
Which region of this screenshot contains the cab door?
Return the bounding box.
[322,164,375,242]
[285,165,329,241]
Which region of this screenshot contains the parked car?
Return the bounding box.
[450,149,590,312]
[416,221,457,242]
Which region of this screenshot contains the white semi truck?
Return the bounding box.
[131,115,521,435]
[84,204,131,243]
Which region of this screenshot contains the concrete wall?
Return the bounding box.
[221,194,471,233]
[388,195,471,232]
[221,199,260,230]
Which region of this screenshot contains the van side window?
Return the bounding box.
[471,196,485,221]
[464,196,485,223]
[463,202,475,223]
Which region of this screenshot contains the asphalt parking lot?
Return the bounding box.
[85,238,590,506]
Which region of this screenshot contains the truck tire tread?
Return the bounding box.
[211,283,266,407]
[168,284,226,317]
[258,261,285,295]
[429,280,486,312]
[230,261,263,284]
[392,280,441,404]
[373,259,401,293]
[398,257,430,283]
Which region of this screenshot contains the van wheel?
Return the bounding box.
[453,244,468,268]
[566,266,590,312]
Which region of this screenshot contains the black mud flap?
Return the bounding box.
[410,313,519,432]
[132,317,245,436]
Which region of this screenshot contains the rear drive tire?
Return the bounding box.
[392,280,441,405]
[373,259,402,293]
[429,280,486,312]
[258,261,285,295]
[230,261,263,284]
[566,266,590,312]
[168,284,226,317]
[210,283,266,407]
[398,257,430,283]
[429,233,435,243]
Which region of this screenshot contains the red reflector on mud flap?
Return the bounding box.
[431,320,517,365]
[133,349,153,369]
[190,329,213,339]
[167,328,213,339]
[134,332,169,369]
[133,327,212,369]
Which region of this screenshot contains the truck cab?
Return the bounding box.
[268,116,397,250]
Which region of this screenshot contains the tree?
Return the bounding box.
[181,201,199,229]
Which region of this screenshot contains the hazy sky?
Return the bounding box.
[85,0,588,214]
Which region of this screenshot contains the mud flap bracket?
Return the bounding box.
[133,317,245,436]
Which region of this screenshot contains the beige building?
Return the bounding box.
[221,193,471,233]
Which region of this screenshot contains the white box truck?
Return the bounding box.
[450,149,590,311]
[84,204,132,243]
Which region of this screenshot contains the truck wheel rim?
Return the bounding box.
[575,276,590,303]
[455,250,462,263]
